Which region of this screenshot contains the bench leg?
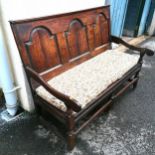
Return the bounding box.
[67,131,76,151]
[129,69,141,90]
[132,70,140,89]
[67,110,76,151]
[133,79,139,89]
[34,101,42,115]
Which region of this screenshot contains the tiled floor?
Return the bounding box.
[0,37,155,155]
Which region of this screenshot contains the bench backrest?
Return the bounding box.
[11,6,111,81]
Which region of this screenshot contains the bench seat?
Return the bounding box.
[36,49,139,112]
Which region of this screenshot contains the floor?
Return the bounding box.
[0,37,155,155]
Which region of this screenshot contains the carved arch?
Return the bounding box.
[69,19,84,31]
[97,13,108,21]
[25,26,61,72]
[27,26,53,42]
[65,19,89,59]
[94,13,109,47]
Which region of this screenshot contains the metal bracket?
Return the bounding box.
[3,86,21,94]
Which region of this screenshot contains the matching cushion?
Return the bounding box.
[36,50,139,112]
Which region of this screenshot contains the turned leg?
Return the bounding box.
[132,70,141,89]
[128,69,141,90]
[34,100,42,115]
[67,109,76,151]
[133,80,139,89]
[68,131,76,151]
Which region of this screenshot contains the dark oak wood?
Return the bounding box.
[10,6,154,151]
[10,6,110,81]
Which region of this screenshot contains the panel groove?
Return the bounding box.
[25,42,35,69]
[54,34,63,64]
[65,31,72,59]
[38,30,49,68]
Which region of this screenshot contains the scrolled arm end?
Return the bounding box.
[145,48,154,56]
[111,35,154,57]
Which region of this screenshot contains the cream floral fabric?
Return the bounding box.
[36,50,140,112]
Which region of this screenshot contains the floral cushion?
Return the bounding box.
[36,50,139,112]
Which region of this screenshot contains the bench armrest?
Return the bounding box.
[111,35,154,62]
[26,66,81,112]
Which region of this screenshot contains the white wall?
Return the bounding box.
[1,0,106,20]
[0,0,106,112]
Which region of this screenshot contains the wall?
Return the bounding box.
[0,0,106,112]
[1,0,105,20]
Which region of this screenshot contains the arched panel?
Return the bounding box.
[11,6,111,79]
[66,19,89,59]
[25,27,61,72]
[94,13,109,48]
[69,19,84,31]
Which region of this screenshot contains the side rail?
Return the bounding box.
[26,66,81,112]
[111,35,154,63]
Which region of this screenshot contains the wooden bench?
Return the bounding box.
[10,5,154,150]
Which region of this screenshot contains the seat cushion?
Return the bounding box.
[36,50,139,112]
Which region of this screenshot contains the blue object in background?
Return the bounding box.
[110,0,129,37]
[145,0,155,34]
[138,0,151,36]
[123,0,146,37]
